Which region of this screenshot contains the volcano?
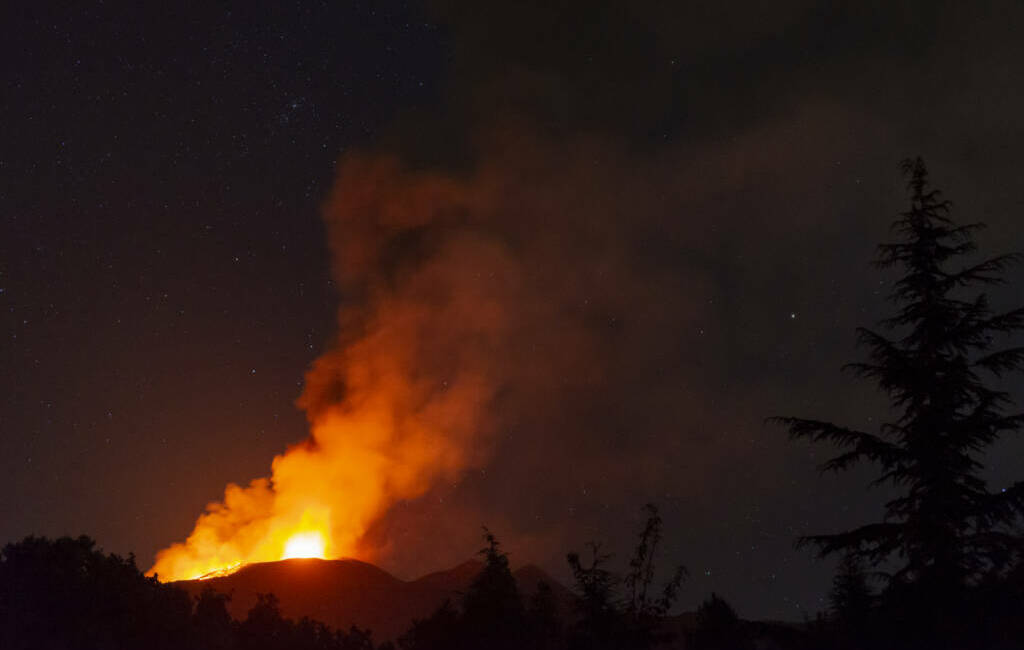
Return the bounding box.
[173,558,573,641]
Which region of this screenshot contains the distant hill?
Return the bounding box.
[173,558,574,642]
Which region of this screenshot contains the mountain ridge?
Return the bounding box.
[173,557,572,641]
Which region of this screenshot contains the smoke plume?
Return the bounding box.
[150,104,879,580]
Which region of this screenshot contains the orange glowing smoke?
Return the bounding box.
[148,155,514,582]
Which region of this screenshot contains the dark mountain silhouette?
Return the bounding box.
[173,557,574,641]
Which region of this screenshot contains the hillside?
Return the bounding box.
[174,558,573,641]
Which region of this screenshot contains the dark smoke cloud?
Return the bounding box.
[312,0,1024,618]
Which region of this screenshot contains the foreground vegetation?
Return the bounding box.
[0,503,798,650]
[4,524,1022,650]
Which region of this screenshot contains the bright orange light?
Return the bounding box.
[151,504,337,580]
[282,531,326,559]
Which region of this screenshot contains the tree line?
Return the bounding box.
[0,508,749,650]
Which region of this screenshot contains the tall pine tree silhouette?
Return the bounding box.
[774,158,1024,623]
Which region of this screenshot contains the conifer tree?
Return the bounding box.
[774,158,1024,605]
[566,541,622,650]
[460,527,525,649]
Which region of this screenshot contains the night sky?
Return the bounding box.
[4,1,1024,620]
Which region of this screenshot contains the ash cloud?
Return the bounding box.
[318,0,1024,617]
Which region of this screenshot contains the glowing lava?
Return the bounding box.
[153,505,336,581]
[282,531,327,559]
